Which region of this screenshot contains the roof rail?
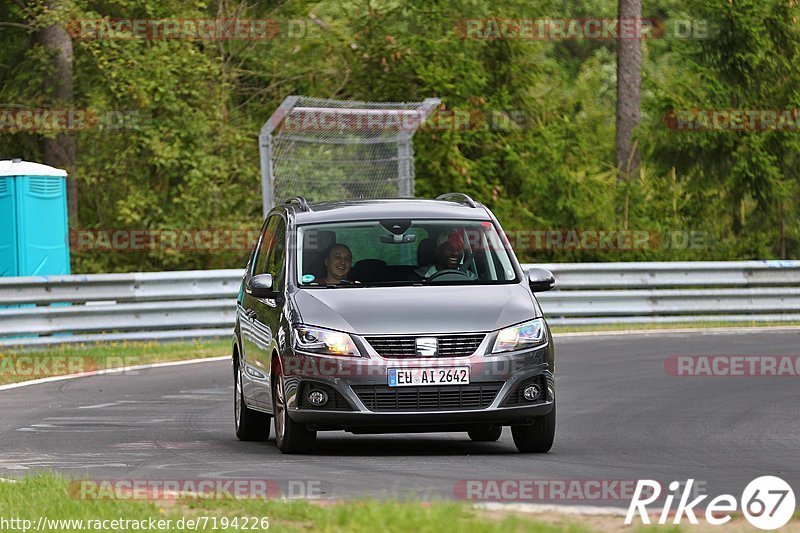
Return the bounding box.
[435,192,478,208]
[284,196,311,212]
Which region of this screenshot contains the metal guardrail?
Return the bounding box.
[1,261,799,346]
[536,261,800,289]
[0,269,242,305]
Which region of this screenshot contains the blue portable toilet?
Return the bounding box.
[0,159,70,276]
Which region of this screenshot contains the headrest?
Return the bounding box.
[417,237,436,266]
[303,230,336,277]
[350,259,387,282]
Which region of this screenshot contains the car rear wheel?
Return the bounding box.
[273,367,317,454]
[234,360,271,441]
[511,403,555,453]
[467,424,503,442]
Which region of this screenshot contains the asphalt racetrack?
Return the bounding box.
[2,329,798,506]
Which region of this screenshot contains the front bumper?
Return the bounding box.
[281,340,555,432]
[290,401,554,432]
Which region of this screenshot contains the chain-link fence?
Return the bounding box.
[259,96,440,216]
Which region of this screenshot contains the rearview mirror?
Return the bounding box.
[380,233,417,244]
[527,268,555,292]
[246,274,275,298]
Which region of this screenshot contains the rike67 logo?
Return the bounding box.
[626,476,796,530]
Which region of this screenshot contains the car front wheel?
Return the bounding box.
[511,403,555,453]
[273,366,317,454]
[234,360,271,441]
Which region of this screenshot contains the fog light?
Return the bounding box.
[307,389,329,407]
[523,384,542,401]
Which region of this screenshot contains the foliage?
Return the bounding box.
[0,0,798,272]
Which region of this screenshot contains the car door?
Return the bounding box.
[237,241,260,406]
[240,217,275,408]
[242,215,286,409]
[258,216,287,413]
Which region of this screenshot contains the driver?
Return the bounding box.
[416,233,477,279]
[316,244,357,285]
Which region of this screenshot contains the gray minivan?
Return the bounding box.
[233,193,556,454]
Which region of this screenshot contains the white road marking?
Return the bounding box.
[0,355,229,393]
[45,417,173,421]
[78,402,120,409]
[78,402,122,409]
[16,417,171,432]
[2,461,129,470]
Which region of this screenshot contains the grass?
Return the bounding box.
[0,473,592,532]
[0,339,230,385]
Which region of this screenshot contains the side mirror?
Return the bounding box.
[527,268,555,292]
[246,273,275,298]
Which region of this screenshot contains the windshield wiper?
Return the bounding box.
[323,279,362,288]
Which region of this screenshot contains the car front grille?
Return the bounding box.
[352,382,503,411]
[365,334,486,358]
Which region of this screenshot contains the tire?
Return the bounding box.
[467,424,503,442]
[511,403,556,453]
[273,366,317,454]
[234,359,271,441]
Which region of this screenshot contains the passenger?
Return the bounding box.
[317,244,355,285]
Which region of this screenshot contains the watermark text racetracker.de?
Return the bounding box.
[0,355,142,379]
[454,478,666,502]
[67,18,318,40]
[0,108,147,131]
[68,228,708,252]
[502,229,707,252]
[68,478,325,500]
[70,229,262,252]
[665,355,800,377]
[665,109,800,132]
[456,18,715,40]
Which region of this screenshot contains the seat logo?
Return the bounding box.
[415,337,438,357]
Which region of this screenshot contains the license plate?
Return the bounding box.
[388,367,470,387]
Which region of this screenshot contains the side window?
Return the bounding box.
[266,218,287,289]
[252,216,278,276]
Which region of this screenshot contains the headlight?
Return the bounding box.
[492,319,547,353]
[293,325,359,356]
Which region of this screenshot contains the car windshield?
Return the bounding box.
[295,219,518,287]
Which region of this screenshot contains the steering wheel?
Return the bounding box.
[426,269,472,281]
